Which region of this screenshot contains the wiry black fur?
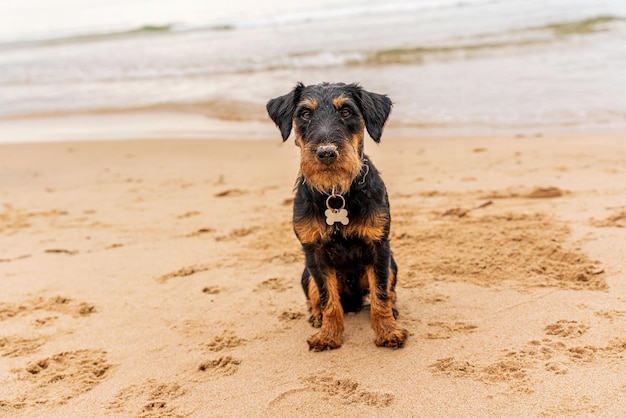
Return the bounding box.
[295,161,394,313]
[267,82,392,144]
[267,82,405,350]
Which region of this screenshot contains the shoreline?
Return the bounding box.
[2,109,625,144]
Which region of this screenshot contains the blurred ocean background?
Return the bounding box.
[1,0,625,140]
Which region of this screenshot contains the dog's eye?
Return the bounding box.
[340,108,352,118]
[301,110,311,120]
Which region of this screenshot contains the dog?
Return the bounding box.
[267,82,407,351]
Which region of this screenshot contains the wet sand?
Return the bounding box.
[1,124,626,416]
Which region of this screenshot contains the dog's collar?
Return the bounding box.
[356,158,370,189]
[322,158,369,226]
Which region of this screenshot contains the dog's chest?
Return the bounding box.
[323,235,375,270]
[292,179,389,245]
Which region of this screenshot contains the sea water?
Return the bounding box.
[1,0,625,137]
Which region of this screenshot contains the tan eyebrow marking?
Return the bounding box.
[299,98,317,110]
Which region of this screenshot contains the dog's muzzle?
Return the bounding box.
[316,145,338,163]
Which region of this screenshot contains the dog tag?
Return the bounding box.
[325,208,349,226]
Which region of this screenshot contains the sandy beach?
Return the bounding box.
[1,121,625,416]
[2,0,626,415]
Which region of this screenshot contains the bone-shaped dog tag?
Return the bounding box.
[325,208,349,226]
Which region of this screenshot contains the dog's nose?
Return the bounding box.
[316,146,338,163]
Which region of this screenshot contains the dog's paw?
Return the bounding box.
[308,314,322,328]
[307,333,342,351]
[375,327,408,349]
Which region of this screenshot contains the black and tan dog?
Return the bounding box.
[267,82,407,351]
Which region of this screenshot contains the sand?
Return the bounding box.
[1,126,626,417]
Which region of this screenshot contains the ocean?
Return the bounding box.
[1,0,625,140]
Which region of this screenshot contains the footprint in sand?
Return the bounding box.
[32,316,59,328]
[0,296,96,321]
[481,358,529,384]
[425,321,478,340]
[544,361,569,375]
[544,320,589,338]
[279,309,305,322]
[590,210,626,228]
[0,296,96,361]
[392,212,607,291]
[1,349,110,408]
[431,336,626,390]
[107,379,186,418]
[430,355,530,390]
[541,394,603,417]
[202,330,246,352]
[0,335,48,358]
[594,309,626,321]
[197,356,241,378]
[303,375,394,407]
[255,277,293,293]
[269,374,394,415]
[567,345,598,363]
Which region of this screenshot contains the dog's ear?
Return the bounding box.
[266,82,305,141]
[355,87,393,143]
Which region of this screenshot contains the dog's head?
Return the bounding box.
[266,82,392,194]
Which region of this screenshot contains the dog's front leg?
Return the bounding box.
[367,248,408,348]
[306,269,344,351]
